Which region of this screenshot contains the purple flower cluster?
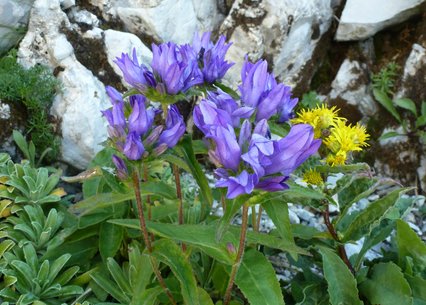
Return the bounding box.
[239,58,299,123]
[194,62,320,199]
[102,86,185,176]
[115,32,233,97]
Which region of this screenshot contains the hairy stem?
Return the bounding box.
[323,205,355,275]
[251,206,257,232]
[224,204,249,305]
[173,164,186,251]
[256,206,263,233]
[132,170,177,305]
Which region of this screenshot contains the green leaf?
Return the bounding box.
[234,248,285,305]
[107,258,132,295]
[416,115,426,128]
[70,181,176,216]
[262,200,297,259]
[320,248,362,305]
[90,271,130,304]
[394,97,417,116]
[99,222,124,262]
[359,262,413,305]
[396,220,426,272]
[151,239,200,305]
[198,287,214,305]
[177,135,213,216]
[0,240,15,258]
[379,131,405,140]
[406,274,426,305]
[133,286,163,305]
[373,89,401,122]
[341,187,411,242]
[128,241,153,296]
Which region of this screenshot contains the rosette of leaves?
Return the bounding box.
[0,158,65,206]
[1,205,71,255]
[0,243,82,304]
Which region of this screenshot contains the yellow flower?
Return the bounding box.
[326,151,348,166]
[292,104,342,138]
[303,169,323,186]
[325,120,370,154]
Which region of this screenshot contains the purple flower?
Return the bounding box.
[158,105,186,148]
[151,42,203,95]
[278,95,298,123]
[192,32,234,83]
[264,124,321,176]
[123,132,144,160]
[193,100,233,136]
[239,58,296,122]
[256,176,289,192]
[216,170,257,199]
[115,49,156,92]
[112,155,128,180]
[209,125,241,172]
[128,95,155,136]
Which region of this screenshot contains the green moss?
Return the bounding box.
[0,50,60,162]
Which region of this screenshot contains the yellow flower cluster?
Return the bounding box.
[292,104,370,166]
[302,168,323,186]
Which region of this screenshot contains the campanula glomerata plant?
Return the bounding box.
[2,32,423,305]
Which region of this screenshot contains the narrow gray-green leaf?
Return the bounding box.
[320,248,362,305]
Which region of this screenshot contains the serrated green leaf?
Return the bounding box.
[394,98,417,116]
[262,200,297,259]
[99,222,124,262]
[320,248,362,305]
[151,239,199,305]
[406,274,426,305]
[396,220,426,272]
[70,181,176,216]
[359,262,413,305]
[341,187,411,242]
[234,248,285,305]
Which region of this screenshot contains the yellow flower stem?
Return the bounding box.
[224,203,249,305]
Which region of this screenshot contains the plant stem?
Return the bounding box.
[224,204,249,305]
[173,164,186,251]
[251,205,257,232]
[143,165,154,242]
[132,169,177,305]
[256,206,263,232]
[323,205,355,275]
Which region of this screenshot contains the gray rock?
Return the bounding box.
[0,0,32,54]
[335,0,425,41]
[220,0,334,87]
[104,0,224,44]
[18,0,109,169]
[103,29,152,88]
[329,59,378,117]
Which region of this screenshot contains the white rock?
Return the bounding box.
[296,208,315,222]
[336,0,425,41]
[108,0,224,44]
[0,0,32,53]
[396,44,426,98]
[60,0,75,10]
[18,0,109,169]
[103,29,153,87]
[221,0,334,86]
[288,209,300,224]
[68,7,100,27]
[329,59,378,117]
